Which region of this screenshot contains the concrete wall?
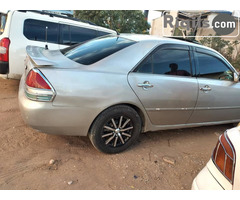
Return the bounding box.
[150,11,178,36]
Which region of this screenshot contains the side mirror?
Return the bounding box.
[234,72,239,83]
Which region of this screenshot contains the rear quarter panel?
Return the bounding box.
[37,40,162,133]
[39,67,151,133]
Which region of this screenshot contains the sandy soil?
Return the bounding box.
[0,77,233,190]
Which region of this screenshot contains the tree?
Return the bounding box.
[199,35,240,70]
[74,10,150,34]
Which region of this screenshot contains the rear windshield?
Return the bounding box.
[61,36,136,65]
[0,13,7,35]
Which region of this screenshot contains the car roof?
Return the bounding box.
[120,33,210,49]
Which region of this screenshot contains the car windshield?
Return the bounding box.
[61,35,137,65]
[0,13,7,35]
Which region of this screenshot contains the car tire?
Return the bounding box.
[88,105,142,154]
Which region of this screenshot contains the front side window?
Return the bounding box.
[196,52,233,81]
[24,19,59,44]
[136,48,192,77]
[61,36,136,65]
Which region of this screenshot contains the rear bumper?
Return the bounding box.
[191,164,224,190]
[18,76,94,136]
[0,61,9,74]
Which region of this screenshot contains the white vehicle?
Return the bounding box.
[0,10,116,79]
[192,126,240,190]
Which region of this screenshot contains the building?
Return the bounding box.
[150,10,239,39]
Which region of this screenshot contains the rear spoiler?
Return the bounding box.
[26,46,56,66]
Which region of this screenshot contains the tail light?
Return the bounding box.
[25,69,55,102]
[0,38,10,62]
[26,70,51,89]
[212,131,236,183]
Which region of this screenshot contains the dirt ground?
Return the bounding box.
[0,77,233,190]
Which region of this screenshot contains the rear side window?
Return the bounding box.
[61,36,136,65]
[70,25,97,44]
[137,49,192,76]
[24,19,59,44]
[61,24,71,45]
[24,19,112,45]
[60,24,98,45]
[98,30,111,37]
[0,13,7,35]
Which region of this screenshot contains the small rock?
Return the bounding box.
[163,156,176,165]
[68,181,73,185]
[133,175,138,179]
[49,159,55,165]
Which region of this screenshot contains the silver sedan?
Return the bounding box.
[18,34,240,153]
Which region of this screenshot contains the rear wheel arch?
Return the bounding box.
[88,104,143,153]
[88,103,145,135]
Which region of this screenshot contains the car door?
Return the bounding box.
[189,47,240,123]
[128,44,198,126]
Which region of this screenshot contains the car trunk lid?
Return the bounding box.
[26,45,82,69]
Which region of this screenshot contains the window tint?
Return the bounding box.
[98,30,111,37]
[60,24,103,45]
[137,49,191,76]
[70,26,97,44]
[61,36,136,65]
[196,52,233,81]
[137,56,152,74]
[24,19,59,44]
[24,19,113,45]
[61,24,71,45]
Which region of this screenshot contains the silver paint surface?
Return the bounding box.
[18,34,240,136]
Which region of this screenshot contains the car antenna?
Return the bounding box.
[117,31,120,36]
[45,26,48,50]
[115,30,120,41]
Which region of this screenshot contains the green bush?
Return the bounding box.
[199,35,240,70]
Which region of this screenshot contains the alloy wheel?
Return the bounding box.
[101,116,133,148]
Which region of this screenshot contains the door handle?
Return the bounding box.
[137,81,153,90]
[200,85,211,92]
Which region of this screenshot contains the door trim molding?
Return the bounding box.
[146,106,240,111]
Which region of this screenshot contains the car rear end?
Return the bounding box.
[19,34,147,138]
[18,46,94,136]
[192,126,240,190]
[0,10,11,74]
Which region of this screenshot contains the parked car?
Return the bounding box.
[0,10,116,79]
[192,126,240,190]
[18,34,240,154]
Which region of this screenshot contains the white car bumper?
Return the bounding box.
[192,165,224,190]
